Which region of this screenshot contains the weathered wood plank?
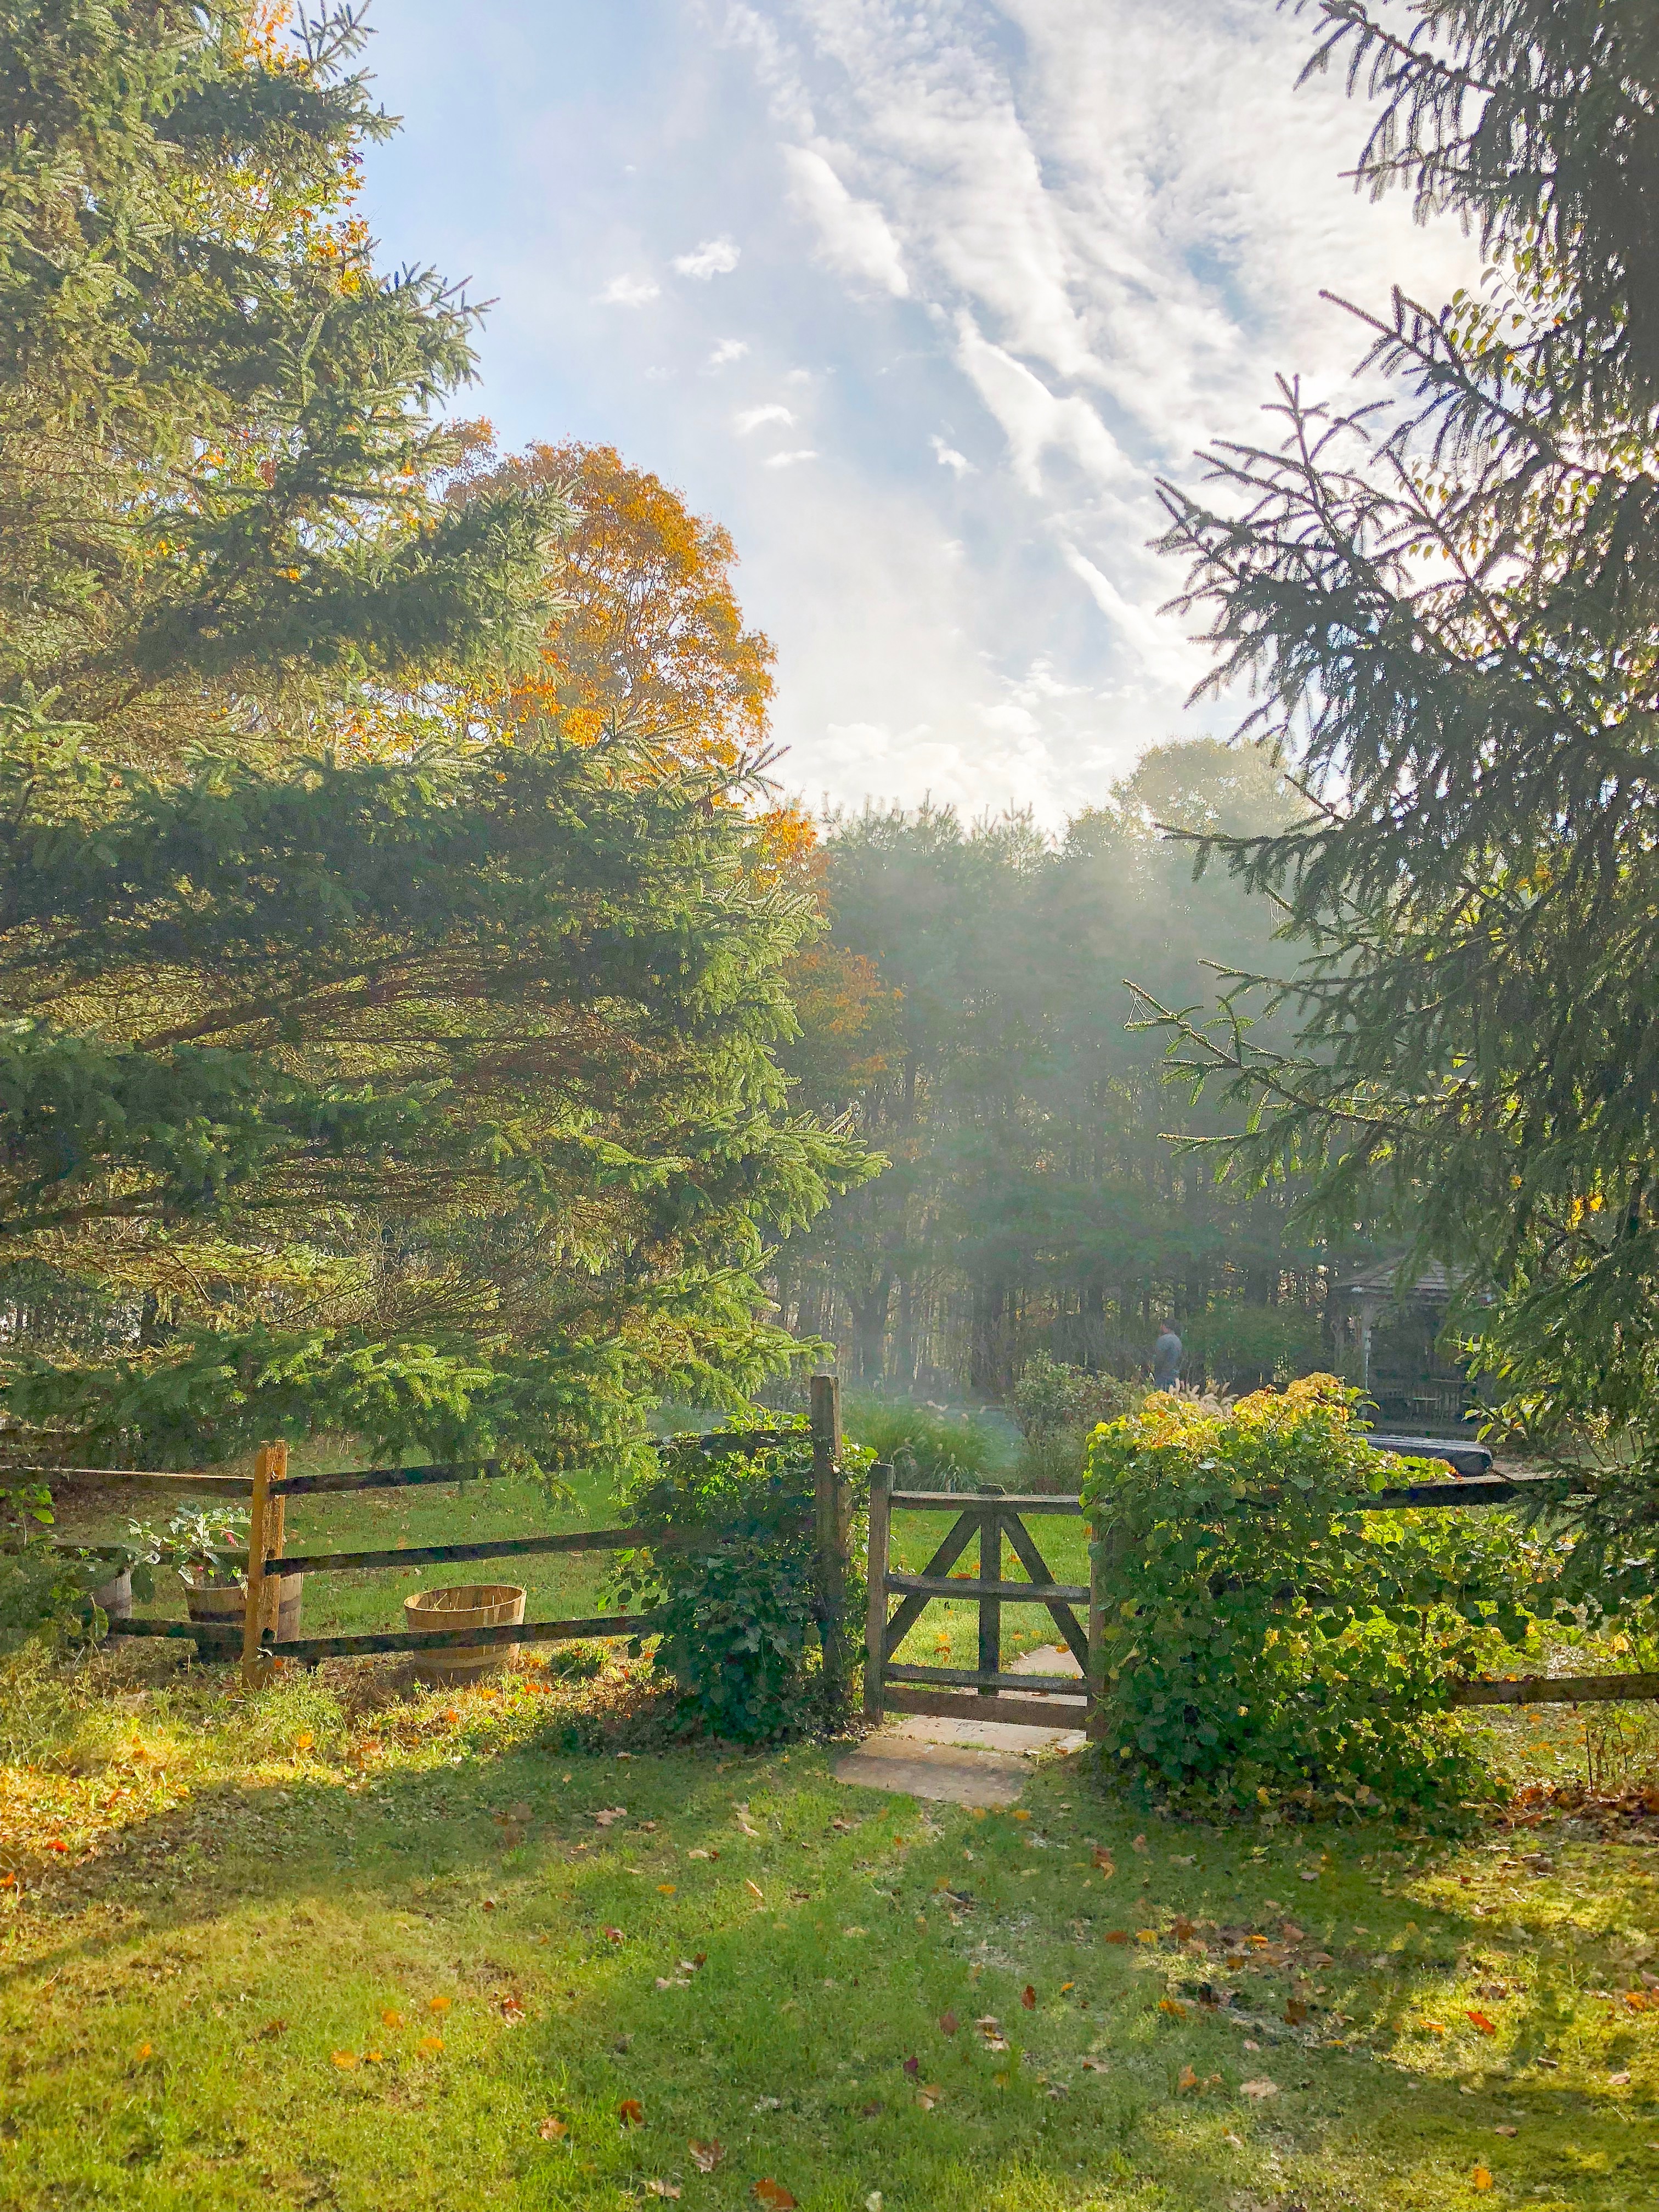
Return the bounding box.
[881,1685,1088,1728]
[884,1574,1090,1604]
[1449,1671,1659,1707]
[885,1661,1082,1694]
[888,1491,1082,1515]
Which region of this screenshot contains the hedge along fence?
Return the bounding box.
[1080,1376,1636,1818]
[48,1380,864,1735]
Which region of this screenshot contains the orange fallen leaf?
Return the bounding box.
[134,2042,153,2061]
[619,2098,644,2126]
[753,2183,797,2210]
[381,2008,403,2028]
[644,2184,681,2200]
[331,2051,358,2071]
[46,1839,67,1854]
[1159,1998,1188,2021]
[1177,2065,1199,2092]
[603,1926,625,1944]
[257,2019,286,2040]
[498,1993,527,2023]
[1467,2009,1497,2035]
[418,2035,444,2053]
[538,2117,568,2141]
[363,2050,383,2064]
[939,2010,958,2035]
[657,1883,676,1896]
[1472,2165,1493,2192]
[688,2138,724,2171]
[1059,1981,1075,1994]
[1092,1846,1115,1874]
[428,1996,452,2013]
[1021,1985,1036,2010]
[1104,1929,1130,1944]
[294,1732,314,1752]
[1136,1929,1159,1945]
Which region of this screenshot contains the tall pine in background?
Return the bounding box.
[0,1,872,1470]
[1155,0,1659,1602]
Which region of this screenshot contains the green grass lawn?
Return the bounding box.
[3,1634,1657,2212]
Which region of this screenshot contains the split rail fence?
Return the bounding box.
[57,1377,857,1695]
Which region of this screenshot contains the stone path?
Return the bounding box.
[833,1645,1087,1808]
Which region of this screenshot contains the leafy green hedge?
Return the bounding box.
[1082,1376,1554,1819]
[610,1423,868,1742]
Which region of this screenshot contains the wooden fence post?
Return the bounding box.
[811,1374,848,1712]
[240,1440,285,1689]
[977,1485,1004,1697]
[864,1460,891,1720]
[1087,1511,1122,1742]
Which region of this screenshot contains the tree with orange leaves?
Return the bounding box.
[459,441,776,768]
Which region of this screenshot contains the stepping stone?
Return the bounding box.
[835,1645,1087,1805]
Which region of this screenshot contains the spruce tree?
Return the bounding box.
[1153,0,1659,1600]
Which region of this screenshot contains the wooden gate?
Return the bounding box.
[863,1472,1096,1733]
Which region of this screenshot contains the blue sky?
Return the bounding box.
[359,1,1474,821]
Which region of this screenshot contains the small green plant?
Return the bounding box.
[0,1476,115,1654]
[126,1505,250,1589]
[1013,1353,1143,1439]
[1083,1374,1556,1820]
[609,1421,868,1743]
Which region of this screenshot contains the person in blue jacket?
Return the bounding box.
[1152,1324,1182,1391]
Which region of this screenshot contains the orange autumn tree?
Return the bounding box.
[459,440,775,768]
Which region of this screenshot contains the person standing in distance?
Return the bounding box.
[1152,1323,1182,1391]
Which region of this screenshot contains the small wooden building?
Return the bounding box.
[1329,1259,1477,1429]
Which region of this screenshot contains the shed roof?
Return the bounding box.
[1333,1258,1457,1300]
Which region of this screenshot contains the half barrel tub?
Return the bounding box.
[403,1583,526,1686]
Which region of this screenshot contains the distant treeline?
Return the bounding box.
[771,741,1350,1399]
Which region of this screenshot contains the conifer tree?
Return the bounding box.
[0,3,873,1469]
[1153,0,1659,1599]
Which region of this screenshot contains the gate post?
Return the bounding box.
[811,1374,849,1712]
[240,1438,286,1689]
[864,1460,891,1719]
[977,1483,1004,1696]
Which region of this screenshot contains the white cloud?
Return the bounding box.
[734,403,797,435]
[930,433,974,477]
[708,337,750,367]
[596,273,659,308]
[781,143,909,297]
[764,448,820,468]
[674,234,741,279]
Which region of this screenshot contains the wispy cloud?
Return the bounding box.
[674,235,741,279]
[708,337,750,367]
[929,434,973,478]
[596,273,659,308]
[734,403,797,435]
[781,144,909,297]
[764,448,819,468]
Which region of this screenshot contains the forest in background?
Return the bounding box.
[769,740,1355,1402]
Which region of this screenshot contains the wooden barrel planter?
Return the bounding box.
[404,1583,525,1686]
[91,1567,132,1625]
[184,1575,303,1647]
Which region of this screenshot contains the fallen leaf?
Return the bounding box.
[860,2099,883,2118]
[687,1847,712,1860]
[1081,2056,1108,2073]
[1092,1847,1115,1876]
[746,1880,765,1904]
[1171,1917,1197,1943]
[603,1926,625,1944]
[1607,2068,1632,2085]
[689,2139,724,2172]
[903,2054,920,2077]
[428,1996,452,2013]
[1131,1833,1148,1854]
[1472,2165,1493,2192]
[1240,2079,1279,2100]
[843,1925,867,1938]
[498,1993,527,2023]
[46,1839,67,1854]
[657,1883,676,1896]
[1171,1853,1195,1865]
[1104,1929,1130,1944]
[482,1898,498,1911]
[753,2183,797,2210]
[539,2117,568,2141]
[363,2050,383,2065]
[134,2042,153,2061]
[593,1807,628,1826]
[294,1732,314,1752]
[865,2196,883,2212]
[644,2185,681,2200]
[939,2010,958,2035]
[1467,2009,1497,2036]
[1299,1870,1319,1883]
[618,2098,644,2126]
[1177,2066,1199,2092]
[917,2082,943,2111]
[734,1804,762,1837]
[1223,2130,1244,2148]
[1059,1980,1075,1993]
[1280,1920,1306,1942]
[1022,1985,1037,2010]
[1159,1998,1188,2021]
[257,2019,286,2040]
[1136,1929,1159,1946]
[331,2051,358,2071]
[1495,2125,1518,2138]
[418,2035,444,2053]
[381,2008,403,2029]
[831,1816,855,1832]
[1284,1997,1308,2025]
